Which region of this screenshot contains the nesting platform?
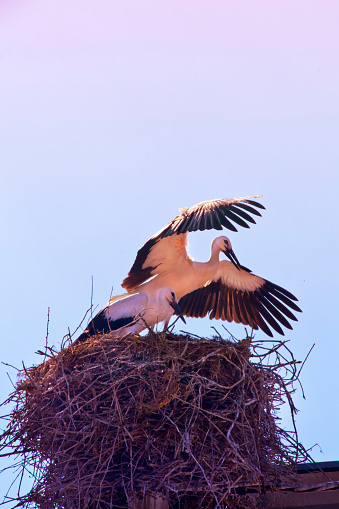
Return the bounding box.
[1,331,310,508]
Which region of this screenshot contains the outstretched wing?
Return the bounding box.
[122,196,265,291]
[178,261,302,337]
[121,233,193,291]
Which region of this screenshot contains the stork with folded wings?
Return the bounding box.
[76,287,186,343]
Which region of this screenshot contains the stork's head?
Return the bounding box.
[215,236,241,270]
[158,287,186,324]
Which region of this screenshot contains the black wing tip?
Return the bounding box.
[231,202,263,218]
[246,200,266,210]
[224,223,238,233]
[292,303,302,313]
[164,196,266,236]
[265,280,301,305]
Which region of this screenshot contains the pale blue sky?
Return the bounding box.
[1,0,339,500]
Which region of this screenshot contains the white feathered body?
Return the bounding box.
[76,287,183,342]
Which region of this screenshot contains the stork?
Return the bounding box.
[110,196,301,337]
[75,287,186,343]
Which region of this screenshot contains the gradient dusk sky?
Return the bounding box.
[1,0,339,500]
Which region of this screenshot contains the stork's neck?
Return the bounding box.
[208,237,223,266]
[188,238,222,291]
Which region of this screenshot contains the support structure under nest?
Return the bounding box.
[0,331,311,508]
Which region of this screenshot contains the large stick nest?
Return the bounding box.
[1,331,309,508]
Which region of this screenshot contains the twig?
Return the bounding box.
[44,307,50,361]
[297,343,315,380]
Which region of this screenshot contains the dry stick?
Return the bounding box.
[178,329,204,339]
[1,362,20,372]
[210,326,223,339]
[109,285,115,301]
[90,275,94,321]
[296,343,315,392]
[220,326,235,342]
[5,373,16,391]
[67,306,93,341]
[43,307,50,362]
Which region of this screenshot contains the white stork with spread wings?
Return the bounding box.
[110,196,301,337]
